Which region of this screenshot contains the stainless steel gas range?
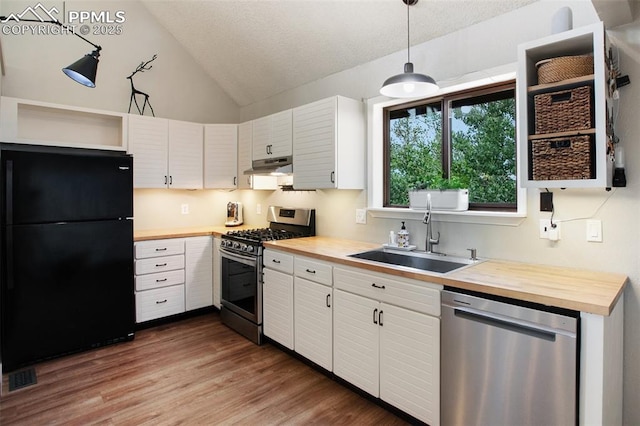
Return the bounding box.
[219,206,315,344]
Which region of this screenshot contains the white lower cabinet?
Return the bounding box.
[185,236,213,311]
[333,266,441,426]
[263,267,294,349]
[134,236,213,323]
[294,277,333,371]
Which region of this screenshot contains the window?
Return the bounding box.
[384,82,517,211]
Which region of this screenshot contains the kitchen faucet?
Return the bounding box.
[423,194,441,254]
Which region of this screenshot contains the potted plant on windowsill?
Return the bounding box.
[408,178,469,211]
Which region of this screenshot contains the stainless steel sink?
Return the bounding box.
[348,248,478,274]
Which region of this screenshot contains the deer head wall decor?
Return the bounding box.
[127,54,157,117]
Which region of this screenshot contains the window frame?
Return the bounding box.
[383,80,518,212]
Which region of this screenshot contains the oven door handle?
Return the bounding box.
[220,247,258,267]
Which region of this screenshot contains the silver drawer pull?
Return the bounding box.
[155,247,167,252]
[156,278,167,282]
[371,283,386,289]
[272,259,281,264]
[156,299,168,304]
[306,269,316,274]
[155,263,167,267]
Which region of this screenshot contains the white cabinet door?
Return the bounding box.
[213,237,221,309]
[128,114,169,188]
[269,109,293,157]
[333,289,380,397]
[204,124,237,189]
[263,268,294,349]
[294,277,333,371]
[185,236,213,311]
[168,120,203,189]
[237,121,253,189]
[252,110,292,161]
[293,96,365,190]
[380,303,440,426]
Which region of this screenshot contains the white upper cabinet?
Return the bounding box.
[292,96,365,190]
[204,124,238,189]
[517,22,611,188]
[128,115,170,188]
[168,120,204,189]
[128,115,203,189]
[252,109,293,161]
[238,121,278,190]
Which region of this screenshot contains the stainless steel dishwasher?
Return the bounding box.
[441,289,579,426]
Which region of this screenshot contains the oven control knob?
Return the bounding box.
[246,245,254,253]
[233,242,241,249]
[240,243,248,252]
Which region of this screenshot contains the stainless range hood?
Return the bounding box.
[244,156,293,176]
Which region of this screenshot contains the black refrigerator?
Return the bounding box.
[1,144,135,372]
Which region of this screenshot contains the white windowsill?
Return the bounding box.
[368,207,526,226]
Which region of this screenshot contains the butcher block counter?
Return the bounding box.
[134,225,253,241]
[263,236,627,316]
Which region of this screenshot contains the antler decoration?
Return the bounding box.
[127,54,158,116]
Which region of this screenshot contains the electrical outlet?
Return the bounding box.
[539,219,560,240]
[256,204,262,215]
[355,209,367,224]
[181,204,189,215]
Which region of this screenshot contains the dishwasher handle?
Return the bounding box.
[452,306,561,342]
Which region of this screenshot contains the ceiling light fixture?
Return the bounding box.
[0,16,102,88]
[380,0,439,98]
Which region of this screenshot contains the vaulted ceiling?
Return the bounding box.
[142,0,634,107]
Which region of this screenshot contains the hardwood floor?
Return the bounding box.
[0,312,408,425]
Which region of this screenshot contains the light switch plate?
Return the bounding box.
[355,209,367,224]
[181,204,189,215]
[586,219,603,242]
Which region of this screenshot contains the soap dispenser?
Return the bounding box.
[397,221,409,247]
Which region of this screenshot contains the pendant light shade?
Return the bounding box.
[62,49,100,88]
[380,0,439,98]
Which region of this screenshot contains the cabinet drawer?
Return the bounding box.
[135,254,184,275]
[135,269,185,291]
[135,284,185,323]
[295,256,332,286]
[263,249,294,274]
[135,239,185,259]
[334,267,441,316]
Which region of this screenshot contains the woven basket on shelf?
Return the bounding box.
[530,135,594,180]
[536,55,594,84]
[534,85,592,134]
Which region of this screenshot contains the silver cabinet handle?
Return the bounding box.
[155,263,167,267]
[156,299,167,304]
[306,269,316,274]
[371,283,385,289]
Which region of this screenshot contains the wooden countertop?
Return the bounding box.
[263,236,627,316]
[134,225,254,241]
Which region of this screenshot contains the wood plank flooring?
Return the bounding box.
[0,312,408,425]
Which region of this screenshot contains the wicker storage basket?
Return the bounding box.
[536,55,593,84]
[531,135,594,180]
[534,85,592,134]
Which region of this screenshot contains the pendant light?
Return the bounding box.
[0,16,102,88]
[380,0,439,98]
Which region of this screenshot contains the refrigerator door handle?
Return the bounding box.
[5,159,13,225]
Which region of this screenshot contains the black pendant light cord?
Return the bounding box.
[0,16,101,51]
[406,0,411,64]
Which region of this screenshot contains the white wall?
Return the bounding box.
[0,0,240,123]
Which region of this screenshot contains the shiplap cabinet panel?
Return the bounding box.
[380,303,440,426]
[204,124,238,189]
[185,236,213,311]
[252,109,292,161]
[168,120,203,189]
[128,114,169,188]
[292,96,365,189]
[294,277,333,371]
[333,289,380,396]
[263,268,294,350]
